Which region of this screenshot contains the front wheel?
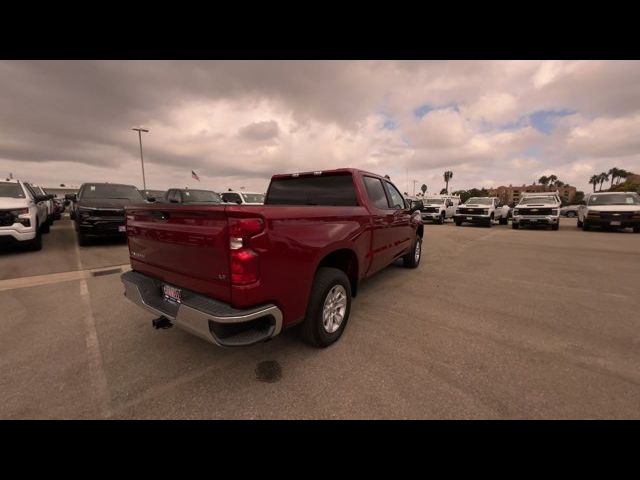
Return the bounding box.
[582,221,591,231]
[77,231,89,246]
[551,223,559,231]
[27,228,43,251]
[512,223,519,230]
[300,267,352,348]
[403,236,422,268]
[41,221,50,234]
[499,217,508,225]
[455,219,462,226]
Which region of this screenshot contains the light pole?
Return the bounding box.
[132,127,149,190]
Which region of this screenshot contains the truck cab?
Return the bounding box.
[512,192,562,230]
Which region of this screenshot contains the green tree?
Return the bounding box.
[548,174,558,186]
[443,171,453,193]
[573,191,585,205]
[598,172,609,191]
[608,167,620,188]
[538,175,549,186]
[588,175,599,192]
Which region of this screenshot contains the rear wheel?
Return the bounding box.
[41,220,50,234]
[403,236,422,268]
[300,267,352,348]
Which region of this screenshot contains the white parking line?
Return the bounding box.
[74,238,113,419]
[0,264,131,292]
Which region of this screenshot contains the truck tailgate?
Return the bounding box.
[125,205,231,302]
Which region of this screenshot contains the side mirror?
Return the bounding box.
[65,193,77,201]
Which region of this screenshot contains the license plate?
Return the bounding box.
[118,225,126,232]
[610,221,621,226]
[162,284,181,304]
[466,217,472,220]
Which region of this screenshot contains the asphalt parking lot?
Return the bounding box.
[1,215,639,419]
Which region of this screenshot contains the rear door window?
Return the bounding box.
[384,181,405,209]
[363,176,390,209]
[265,174,358,206]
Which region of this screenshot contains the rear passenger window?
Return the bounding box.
[363,176,390,209]
[384,181,405,209]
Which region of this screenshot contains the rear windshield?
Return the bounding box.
[181,190,222,203]
[0,182,26,198]
[265,174,358,206]
[80,184,144,201]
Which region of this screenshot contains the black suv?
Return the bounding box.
[69,183,146,245]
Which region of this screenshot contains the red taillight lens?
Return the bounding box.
[229,218,264,238]
[228,217,264,285]
[230,249,259,285]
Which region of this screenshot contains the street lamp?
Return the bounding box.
[132,127,149,190]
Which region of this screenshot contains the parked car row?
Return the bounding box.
[0,179,57,250]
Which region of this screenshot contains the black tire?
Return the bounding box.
[499,217,508,225]
[438,213,445,224]
[41,220,50,234]
[77,231,89,246]
[512,223,519,230]
[551,223,559,231]
[582,221,590,231]
[577,218,583,228]
[455,220,462,226]
[633,226,640,233]
[300,267,352,348]
[27,227,42,251]
[403,236,422,268]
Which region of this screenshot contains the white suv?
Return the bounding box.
[0,179,51,250]
[577,192,640,233]
[221,191,265,205]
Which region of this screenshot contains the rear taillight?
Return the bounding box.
[228,217,264,285]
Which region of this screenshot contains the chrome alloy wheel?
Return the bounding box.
[322,285,348,333]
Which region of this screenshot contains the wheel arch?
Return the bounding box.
[316,248,360,297]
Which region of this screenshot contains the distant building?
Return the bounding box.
[488,183,577,206]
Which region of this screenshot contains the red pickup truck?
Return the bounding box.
[121,168,423,348]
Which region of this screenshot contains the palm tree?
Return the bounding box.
[588,175,599,192]
[615,169,628,185]
[443,171,453,194]
[554,180,565,187]
[538,175,549,186]
[548,175,558,186]
[598,172,609,191]
[608,167,620,188]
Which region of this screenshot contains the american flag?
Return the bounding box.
[191,170,200,181]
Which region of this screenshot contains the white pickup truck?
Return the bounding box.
[418,195,460,224]
[0,179,52,250]
[512,192,561,230]
[577,192,640,233]
[454,197,509,227]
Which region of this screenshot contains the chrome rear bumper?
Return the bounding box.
[121,270,283,347]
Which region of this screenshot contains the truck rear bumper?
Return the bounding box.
[121,270,283,347]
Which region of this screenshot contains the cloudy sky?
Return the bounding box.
[1,60,639,194]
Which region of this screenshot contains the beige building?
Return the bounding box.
[489,184,577,206]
